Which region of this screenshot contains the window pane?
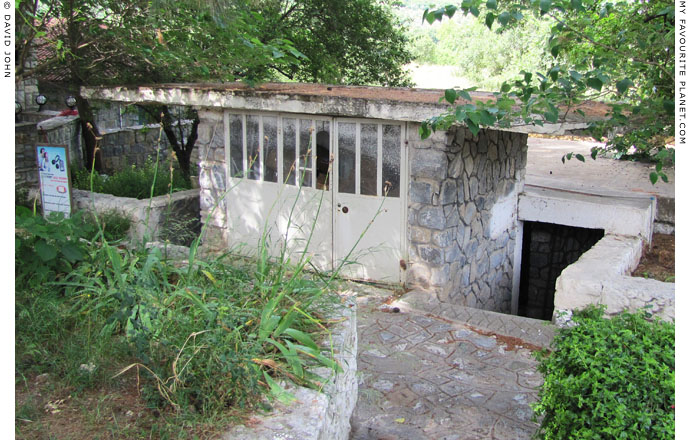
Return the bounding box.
[282,118,297,186]
[246,115,261,180]
[315,120,330,190]
[298,119,313,187]
[338,122,356,194]
[382,124,401,197]
[229,114,243,178]
[263,116,278,183]
[360,124,378,196]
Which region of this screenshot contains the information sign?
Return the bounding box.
[36,145,72,217]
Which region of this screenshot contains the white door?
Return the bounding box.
[223,111,406,284]
[333,121,406,283]
[224,112,333,271]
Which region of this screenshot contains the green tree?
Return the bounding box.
[17,0,413,179]
[251,0,414,86]
[420,0,674,183]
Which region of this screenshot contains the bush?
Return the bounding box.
[71,158,191,199]
[533,306,674,439]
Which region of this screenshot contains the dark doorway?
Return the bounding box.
[518,221,605,320]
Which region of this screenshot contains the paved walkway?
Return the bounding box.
[348,285,555,440]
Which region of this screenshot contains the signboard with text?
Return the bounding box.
[36,145,72,217]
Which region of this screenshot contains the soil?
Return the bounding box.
[632,233,675,282]
[15,371,239,440]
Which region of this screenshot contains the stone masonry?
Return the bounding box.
[405,125,528,313]
[195,109,230,251]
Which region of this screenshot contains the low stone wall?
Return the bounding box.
[72,188,200,243]
[405,125,528,313]
[223,297,358,440]
[553,235,674,324]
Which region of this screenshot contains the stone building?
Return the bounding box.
[82,82,595,314]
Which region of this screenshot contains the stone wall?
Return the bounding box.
[16,113,198,186]
[195,109,229,251]
[15,117,81,185]
[518,221,605,320]
[405,125,528,313]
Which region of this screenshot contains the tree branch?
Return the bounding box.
[547,11,673,81]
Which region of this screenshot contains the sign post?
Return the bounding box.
[36,145,72,217]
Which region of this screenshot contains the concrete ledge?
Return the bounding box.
[519,185,655,242]
[553,235,674,324]
[72,188,199,243]
[223,297,358,440]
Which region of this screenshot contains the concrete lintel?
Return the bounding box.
[518,185,655,241]
[36,115,79,131]
[82,84,449,123]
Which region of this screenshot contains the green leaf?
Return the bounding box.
[575,154,585,162]
[660,173,668,183]
[458,89,472,101]
[283,328,319,351]
[616,78,633,95]
[571,0,583,11]
[467,111,481,126]
[649,172,658,185]
[479,110,496,126]
[60,242,84,263]
[469,6,480,17]
[419,123,431,139]
[550,45,560,57]
[486,0,497,9]
[445,89,457,104]
[263,372,297,404]
[485,12,495,29]
[663,100,674,115]
[545,111,559,123]
[569,70,583,82]
[540,0,552,13]
[466,118,480,136]
[500,82,511,93]
[445,5,458,18]
[586,77,603,91]
[35,240,57,262]
[497,11,511,26]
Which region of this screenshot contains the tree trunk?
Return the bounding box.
[139,104,199,184]
[75,95,103,173]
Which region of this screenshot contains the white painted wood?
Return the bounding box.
[334,119,404,283]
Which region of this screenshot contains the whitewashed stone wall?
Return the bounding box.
[405,125,528,313]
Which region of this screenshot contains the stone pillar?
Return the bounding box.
[405,124,528,313]
[196,109,228,252]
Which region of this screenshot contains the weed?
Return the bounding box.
[71,158,190,199]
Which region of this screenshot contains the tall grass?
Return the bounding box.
[16,118,353,426]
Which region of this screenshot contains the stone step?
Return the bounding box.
[397,289,556,349]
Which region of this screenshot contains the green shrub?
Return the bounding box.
[71,158,191,199]
[533,306,674,439]
[15,207,94,283]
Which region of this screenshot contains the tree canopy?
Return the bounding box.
[420,0,674,183]
[16,0,413,174]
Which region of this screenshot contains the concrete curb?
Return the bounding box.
[554,235,675,324]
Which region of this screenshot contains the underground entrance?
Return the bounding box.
[518,221,605,320]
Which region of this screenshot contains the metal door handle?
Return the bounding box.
[342,206,349,214]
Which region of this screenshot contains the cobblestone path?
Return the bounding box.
[349,286,555,440]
